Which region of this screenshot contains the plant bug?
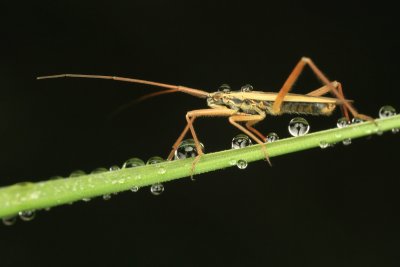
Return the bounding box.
[37,57,372,174]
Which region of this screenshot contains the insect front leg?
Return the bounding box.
[167,109,237,177]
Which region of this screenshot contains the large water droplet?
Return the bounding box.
[146,156,164,165]
[69,170,86,177]
[266,132,279,143]
[174,139,204,160]
[218,84,231,93]
[379,105,396,118]
[123,158,145,168]
[237,159,248,169]
[241,84,253,92]
[150,183,164,195]
[18,210,36,221]
[337,117,350,128]
[288,117,310,136]
[2,216,17,226]
[231,134,252,149]
[91,168,108,174]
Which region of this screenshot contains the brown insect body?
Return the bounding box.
[207,91,338,116]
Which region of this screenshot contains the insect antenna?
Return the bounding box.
[37,74,209,98]
[108,89,180,119]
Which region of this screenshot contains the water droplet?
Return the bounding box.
[288,117,310,136]
[174,139,204,159]
[130,186,139,192]
[351,117,364,124]
[266,132,279,143]
[2,216,17,226]
[231,134,252,149]
[18,210,36,221]
[91,168,108,174]
[150,183,164,195]
[146,156,164,165]
[241,84,253,92]
[122,158,145,168]
[392,128,399,134]
[218,84,231,93]
[109,165,120,171]
[379,105,396,118]
[342,138,352,145]
[69,170,86,177]
[337,117,350,128]
[237,159,248,169]
[82,198,91,202]
[319,141,329,149]
[103,194,111,200]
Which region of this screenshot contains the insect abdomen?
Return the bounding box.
[266,101,336,115]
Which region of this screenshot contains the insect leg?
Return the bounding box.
[167,109,237,177]
[167,108,237,160]
[272,57,372,121]
[229,115,271,166]
[244,115,267,141]
[306,81,350,120]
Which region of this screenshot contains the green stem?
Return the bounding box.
[1,115,399,218]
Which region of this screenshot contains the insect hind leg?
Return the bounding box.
[306,81,350,120]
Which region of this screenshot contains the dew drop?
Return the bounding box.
[379,105,396,118]
[288,117,310,136]
[266,132,279,143]
[342,138,352,146]
[392,128,399,134]
[150,183,164,195]
[146,156,164,165]
[123,158,145,168]
[237,159,248,170]
[241,84,253,92]
[351,117,364,124]
[319,141,329,149]
[130,186,139,192]
[174,139,204,159]
[337,117,350,128]
[218,84,231,93]
[109,165,120,171]
[91,168,108,174]
[232,134,252,149]
[18,210,36,221]
[103,194,111,200]
[69,170,86,177]
[2,216,17,226]
[82,198,91,202]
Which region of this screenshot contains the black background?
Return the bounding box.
[1,1,399,266]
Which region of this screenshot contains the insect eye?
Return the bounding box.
[218,84,231,93]
[241,84,253,92]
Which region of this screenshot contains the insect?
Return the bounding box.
[37,57,372,174]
